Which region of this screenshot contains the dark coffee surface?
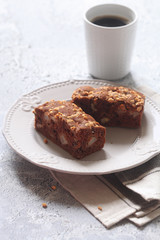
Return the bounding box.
[92,15,129,27]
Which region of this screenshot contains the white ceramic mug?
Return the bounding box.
[84,4,138,80]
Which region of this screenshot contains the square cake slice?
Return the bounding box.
[72,86,145,128]
[33,100,106,159]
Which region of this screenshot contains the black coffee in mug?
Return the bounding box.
[92,15,129,27]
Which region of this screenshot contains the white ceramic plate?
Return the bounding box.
[3,79,160,175]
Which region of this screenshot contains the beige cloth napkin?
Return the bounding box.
[50,85,160,228]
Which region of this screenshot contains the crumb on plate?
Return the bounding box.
[43,138,48,144]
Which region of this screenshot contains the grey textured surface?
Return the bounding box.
[0,0,160,239]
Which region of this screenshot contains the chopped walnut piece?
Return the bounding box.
[108,97,114,103]
[137,106,142,112]
[85,122,96,127]
[91,103,97,112]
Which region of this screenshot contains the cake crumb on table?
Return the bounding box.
[51,185,57,190]
[42,203,47,208]
[98,206,102,211]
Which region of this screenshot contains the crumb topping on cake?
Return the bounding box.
[72,86,145,111]
[36,100,101,130]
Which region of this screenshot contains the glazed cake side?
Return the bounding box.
[72,86,145,128]
[33,100,106,159]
